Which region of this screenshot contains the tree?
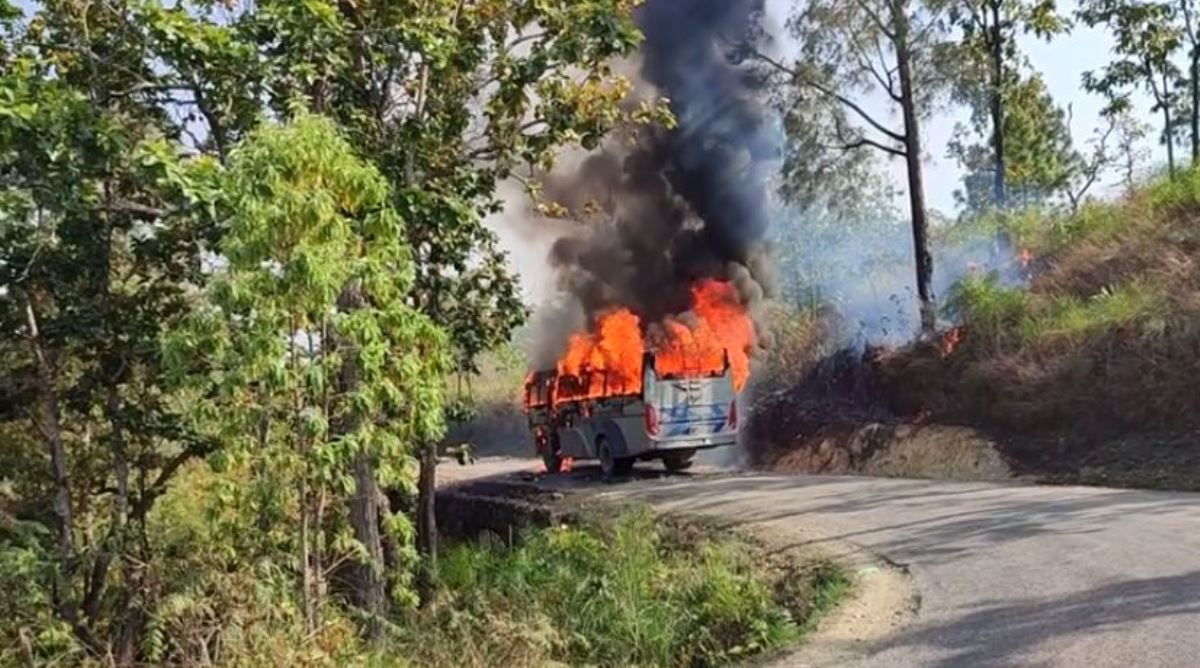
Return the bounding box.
[0,2,219,658]
[0,0,649,648]
[1,0,652,652]
[949,73,1077,212]
[165,114,451,636]
[1080,0,1184,175]
[946,0,1067,207]
[224,0,649,594]
[1173,0,1200,162]
[763,0,953,330]
[1112,108,1154,188]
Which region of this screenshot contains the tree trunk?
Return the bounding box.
[892,0,936,332]
[300,478,315,632]
[1165,98,1177,177]
[104,385,130,555]
[1191,48,1199,163]
[349,451,386,634]
[416,440,438,603]
[23,296,76,624]
[989,0,1006,208]
[337,282,388,637]
[113,562,143,667]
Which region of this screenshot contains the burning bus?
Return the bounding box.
[524,280,750,477]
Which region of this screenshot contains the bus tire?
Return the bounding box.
[662,450,695,472]
[543,451,563,474]
[598,438,633,478]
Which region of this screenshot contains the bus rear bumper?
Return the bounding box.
[648,433,737,451]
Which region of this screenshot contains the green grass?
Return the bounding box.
[938,166,1200,354]
[941,168,1194,257]
[1026,281,1167,342]
[946,274,1167,352]
[393,510,849,668]
[1147,165,1200,210]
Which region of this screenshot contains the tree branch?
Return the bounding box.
[853,0,897,40]
[99,201,171,220]
[835,136,908,156]
[753,50,907,142]
[830,114,907,157]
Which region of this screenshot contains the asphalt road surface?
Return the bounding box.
[447,459,1200,667]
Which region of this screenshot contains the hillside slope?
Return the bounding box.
[753,170,1200,490]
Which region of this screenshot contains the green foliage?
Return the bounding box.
[1,0,650,659]
[397,511,831,668]
[0,2,223,657]
[769,0,948,216]
[1032,281,1166,339]
[133,462,368,666]
[947,271,1167,351]
[985,199,1127,252]
[944,0,1070,211]
[1146,160,1200,207]
[239,0,651,373]
[1079,0,1184,171]
[948,74,1078,211]
[0,0,656,663]
[166,113,452,611]
[945,274,1033,350]
[0,520,83,664]
[974,162,1200,256]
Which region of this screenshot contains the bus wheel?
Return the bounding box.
[542,450,563,474]
[662,450,695,472]
[598,439,633,479]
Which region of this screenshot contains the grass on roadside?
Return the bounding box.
[392,509,850,668]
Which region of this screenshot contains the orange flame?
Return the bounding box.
[556,308,644,402]
[653,280,753,391]
[1019,248,1033,269]
[535,456,576,475]
[549,279,754,402]
[940,326,965,357]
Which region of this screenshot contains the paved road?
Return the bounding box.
[447,459,1200,667]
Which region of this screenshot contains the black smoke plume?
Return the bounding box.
[535,0,776,364]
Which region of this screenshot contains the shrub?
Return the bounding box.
[944,274,1031,352]
[395,510,841,668]
[946,272,1166,353]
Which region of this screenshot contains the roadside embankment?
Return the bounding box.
[433,467,863,666]
[752,168,1200,492]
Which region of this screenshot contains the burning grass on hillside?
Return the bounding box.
[914,169,1200,434]
[752,166,1200,488]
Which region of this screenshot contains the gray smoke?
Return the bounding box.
[537,0,777,360]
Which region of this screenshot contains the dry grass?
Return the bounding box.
[886,168,1200,435]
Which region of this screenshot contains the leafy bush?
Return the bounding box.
[0,520,83,664]
[395,510,844,668]
[945,274,1031,351]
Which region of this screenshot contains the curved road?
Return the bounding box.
[447,460,1200,667]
